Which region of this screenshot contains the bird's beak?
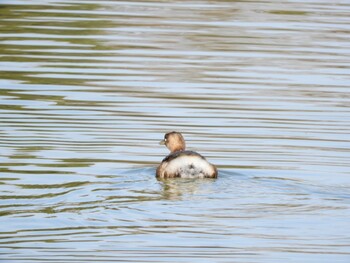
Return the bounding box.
[159,139,166,145]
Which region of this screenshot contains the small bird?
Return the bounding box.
[156,131,218,179]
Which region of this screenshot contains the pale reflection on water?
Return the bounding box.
[1,0,350,262]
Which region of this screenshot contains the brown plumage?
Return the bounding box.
[156,132,218,179]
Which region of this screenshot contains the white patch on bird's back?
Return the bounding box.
[164,155,215,178]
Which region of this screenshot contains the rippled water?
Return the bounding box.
[1,0,350,262]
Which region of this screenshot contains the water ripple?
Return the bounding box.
[1,0,350,262]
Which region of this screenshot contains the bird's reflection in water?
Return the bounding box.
[157,177,217,201]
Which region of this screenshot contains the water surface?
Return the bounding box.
[1,0,350,262]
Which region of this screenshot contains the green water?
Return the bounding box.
[1,1,350,262]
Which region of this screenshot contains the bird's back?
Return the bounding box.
[156,151,217,179]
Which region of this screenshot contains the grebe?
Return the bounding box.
[156,131,217,179]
